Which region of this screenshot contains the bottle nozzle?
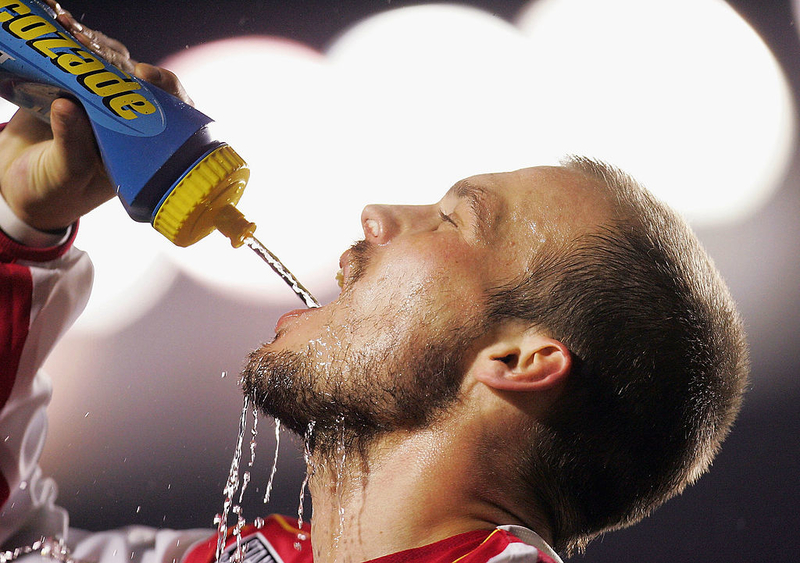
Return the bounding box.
[214,204,256,248]
[152,144,250,247]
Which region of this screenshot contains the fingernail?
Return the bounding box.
[73,30,89,45]
[52,99,77,125]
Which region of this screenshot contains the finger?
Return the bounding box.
[73,28,137,74]
[76,28,132,61]
[49,98,115,208]
[4,107,54,143]
[87,29,131,59]
[50,2,78,29]
[135,63,195,106]
[43,2,138,75]
[0,108,52,183]
[49,2,89,41]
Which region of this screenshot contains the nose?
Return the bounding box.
[361,204,437,244]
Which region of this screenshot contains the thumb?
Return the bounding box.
[48,97,104,179]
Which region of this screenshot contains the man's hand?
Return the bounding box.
[0,2,193,232]
[0,97,113,232]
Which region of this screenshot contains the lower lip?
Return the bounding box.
[275,308,309,332]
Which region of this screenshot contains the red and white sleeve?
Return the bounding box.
[0,191,93,547]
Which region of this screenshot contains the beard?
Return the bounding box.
[240,243,481,458]
[241,323,477,458]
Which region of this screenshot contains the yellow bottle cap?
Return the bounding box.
[152,144,253,247]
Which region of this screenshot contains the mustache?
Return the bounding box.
[348,239,374,284]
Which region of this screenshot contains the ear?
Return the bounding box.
[472,331,571,393]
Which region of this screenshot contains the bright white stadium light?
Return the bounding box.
[21,0,791,333]
[516,0,794,225]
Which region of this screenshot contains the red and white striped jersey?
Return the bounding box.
[186,516,560,563]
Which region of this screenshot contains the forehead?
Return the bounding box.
[457,166,613,243]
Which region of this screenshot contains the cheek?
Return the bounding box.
[354,238,487,320]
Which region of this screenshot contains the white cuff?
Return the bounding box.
[0,191,71,248]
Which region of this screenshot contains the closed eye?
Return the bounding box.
[439,210,457,226]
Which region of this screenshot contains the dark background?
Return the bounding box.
[38,1,800,561]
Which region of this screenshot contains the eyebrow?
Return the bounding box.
[447,180,503,242]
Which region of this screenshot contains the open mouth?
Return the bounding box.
[337,247,353,290]
[275,246,352,333]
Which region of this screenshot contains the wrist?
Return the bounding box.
[0,189,71,247]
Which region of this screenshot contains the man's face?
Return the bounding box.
[241,166,607,452]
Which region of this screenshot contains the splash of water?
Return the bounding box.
[215,395,251,563]
[231,504,247,563]
[332,417,347,552]
[237,403,259,505]
[294,421,316,551]
[238,472,251,506]
[263,419,281,504]
[0,537,83,563]
[218,402,285,562]
[243,235,320,308]
[249,404,259,467]
[214,235,320,557]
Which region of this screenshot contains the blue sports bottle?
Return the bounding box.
[0,0,256,246]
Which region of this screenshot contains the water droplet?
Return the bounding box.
[238,472,251,504]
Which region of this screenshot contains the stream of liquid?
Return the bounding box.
[215,403,310,562]
[294,421,316,550]
[214,241,321,562]
[263,420,281,504]
[244,235,320,308]
[214,395,251,563]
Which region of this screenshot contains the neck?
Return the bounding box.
[306,424,546,563]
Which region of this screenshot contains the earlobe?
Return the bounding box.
[474,334,571,393]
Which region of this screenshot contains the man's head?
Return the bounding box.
[241,159,748,554]
[241,164,592,452]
